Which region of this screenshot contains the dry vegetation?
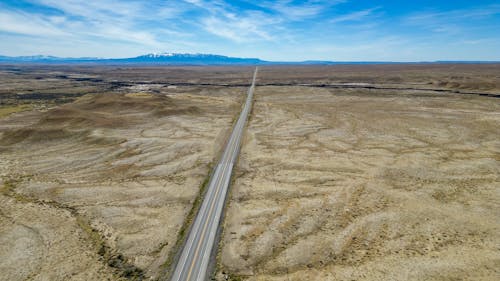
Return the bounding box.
[218,68,500,280]
[0,66,249,281]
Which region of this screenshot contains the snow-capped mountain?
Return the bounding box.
[127,53,265,64]
[142,53,175,58]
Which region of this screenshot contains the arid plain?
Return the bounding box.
[1,64,499,281]
[0,66,249,280]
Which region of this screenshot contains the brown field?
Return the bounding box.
[0,64,499,281]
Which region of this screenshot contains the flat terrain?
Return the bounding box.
[258,64,500,94]
[1,64,499,281]
[219,79,500,279]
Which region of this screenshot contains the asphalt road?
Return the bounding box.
[170,67,258,281]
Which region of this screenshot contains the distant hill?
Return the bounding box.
[0,53,498,65]
[0,55,100,62]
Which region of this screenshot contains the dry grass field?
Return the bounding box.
[218,66,500,281]
[0,64,499,281]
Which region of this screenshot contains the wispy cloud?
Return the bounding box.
[33,0,144,19]
[202,13,276,42]
[182,0,347,42]
[407,5,500,22]
[330,7,380,24]
[404,4,500,34]
[1,1,499,60]
[0,10,67,36]
[268,0,336,20]
[260,0,347,20]
[0,0,195,49]
[183,0,280,42]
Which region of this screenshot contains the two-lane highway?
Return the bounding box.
[170,67,258,281]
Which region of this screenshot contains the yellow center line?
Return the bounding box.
[177,67,256,280]
[185,162,229,280]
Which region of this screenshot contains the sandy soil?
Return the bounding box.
[219,86,500,280]
[0,86,242,280]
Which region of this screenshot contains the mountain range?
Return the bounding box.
[0,53,497,65]
[0,53,268,65]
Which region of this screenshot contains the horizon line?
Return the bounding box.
[1,53,500,64]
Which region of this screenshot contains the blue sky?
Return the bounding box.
[1,0,500,61]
